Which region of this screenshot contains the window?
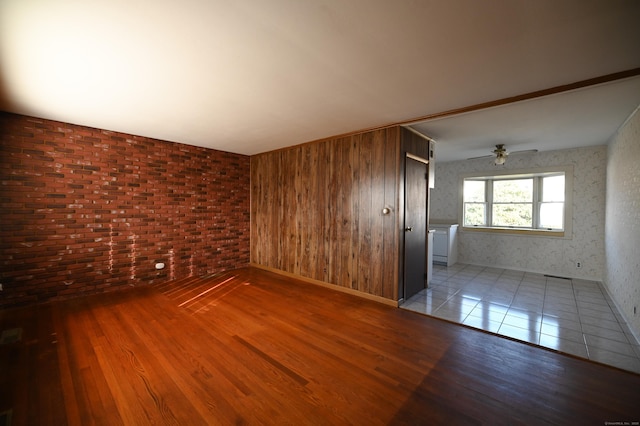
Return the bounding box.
[461,167,572,237]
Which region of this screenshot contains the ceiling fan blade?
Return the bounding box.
[509,149,539,155]
[466,154,494,160]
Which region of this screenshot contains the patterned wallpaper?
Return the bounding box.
[430,145,607,280]
[605,106,640,339]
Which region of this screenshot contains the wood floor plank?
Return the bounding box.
[2,267,640,424]
[51,303,85,426]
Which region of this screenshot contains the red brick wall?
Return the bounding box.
[0,112,250,308]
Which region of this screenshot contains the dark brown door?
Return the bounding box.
[404,155,428,301]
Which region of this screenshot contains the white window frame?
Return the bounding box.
[459,165,573,238]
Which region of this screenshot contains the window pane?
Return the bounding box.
[542,175,564,202]
[464,180,485,202]
[464,203,486,226]
[539,203,564,229]
[493,179,533,202]
[492,203,532,227]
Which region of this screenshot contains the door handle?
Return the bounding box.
[405,227,413,232]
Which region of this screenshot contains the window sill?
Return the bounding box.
[461,226,565,238]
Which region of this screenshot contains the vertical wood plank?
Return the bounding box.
[255,153,266,266]
[325,138,339,285]
[279,150,288,271]
[288,149,299,274]
[339,137,353,290]
[272,151,287,269]
[357,132,373,294]
[383,127,401,300]
[308,142,322,280]
[249,156,260,265]
[293,148,304,275]
[370,130,386,297]
[317,140,330,282]
[302,145,312,278]
[266,152,276,269]
[349,134,361,290]
[264,153,274,268]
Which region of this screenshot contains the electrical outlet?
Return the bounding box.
[575,261,582,269]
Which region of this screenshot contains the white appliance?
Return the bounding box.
[430,223,458,266]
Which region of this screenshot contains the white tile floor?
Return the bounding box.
[402,263,640,374]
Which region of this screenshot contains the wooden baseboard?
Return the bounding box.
[250,263,399,308]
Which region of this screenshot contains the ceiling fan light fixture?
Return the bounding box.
[493,144,508,165]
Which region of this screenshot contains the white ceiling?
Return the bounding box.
[409,76,640,162]
[1,1,639,157]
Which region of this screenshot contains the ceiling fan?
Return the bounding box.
[468,144,538,165]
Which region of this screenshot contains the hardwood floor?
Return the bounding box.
[1,267,639,425]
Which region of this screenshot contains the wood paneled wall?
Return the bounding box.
[251,127,402,301]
